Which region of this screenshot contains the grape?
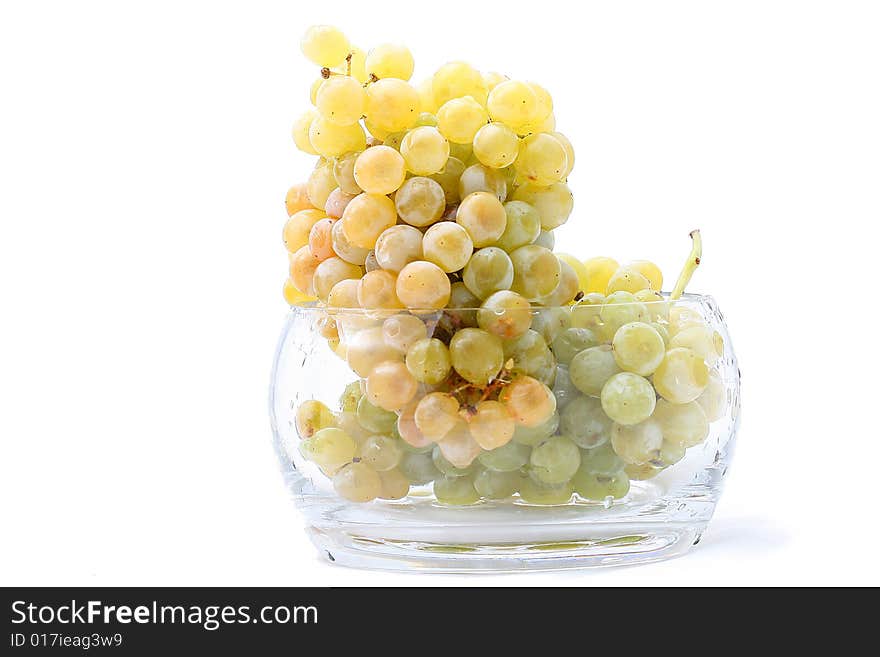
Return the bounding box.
[357,270,403,310]
[467,400,516,450]
[668,306,705,336]
[333,462,382,502]
[342,46,368,82]
[569,345,620,397]
[510,245,560,300]
[653,347,710,404]
[446,282,480,327]
[330,218,370,266]
[610,419,664,465]
[415,112,438,127]
[283,279,313,305]
[327,278,360,309]
[437,97,489,144]
[378,468,411,499]
[295,400,336,439]
[529,436,580,484]
[395,177,446,227]
[339,381,363,413]
[539,258,580,306]
[422,222,474,273]
[551,131,574,177]
[518,478,573,505]
[669,325,724,365]
[600,372,656,426]
[398,450,440,485]
[292,109,319,155]
[449,328,504,385]
[533,229,555,250]
[626,260,663,291]
[634,289,669,322]
[432,445,474,478]
[449,141,473,163]
[396,261,451,311]
[373,225,422,273]
[309,78,325,105]
[396,400,432,448]
[434,474,480,505]
[301,25,350,67]
[313,257,362,301]
[366,360,418,411]
[572,470,629,501]
[432,61,488,107]
[308,117,366,158]
[334,411,371,445]
[283,209,326,253]
[288,245,321,295]
[606,267,652,295]
[307,427,357,473]
[332,152,362,195]
[383,131,406,151]
[581,257,619,295]
[457,192,507,247]
[560,395,612,448]
[359,434,403,472]
[551,327,598,365]
[346,326,403,378]
[462,247,514,299]
[382,314,428,353]
[501,376,557,427]
[365,43,414,80]
[307,218,336,261]
[553,253,589,292]
[405,338,452,385]
[429,157,466,203]
[414,392,460,440]
[307,162,338,209]
[503,329,556,385]
[351,146,405,195]
[356,395,398,433]
[495,201,541,252]
[696,370,726,421]
[653,399,709,448]
[477,440,531,472]
[511,182,573,231]
[477,290,532,339]
[579,442,625,475]
[459,164,507,202]
[340,193,397,249]
[365,78,419,133]
[324,189,356,220]
[516,133,568,186]
[285,183,313,215]
[658,439,686,467]
[474,469,521,499]
[437,420,482,468]
[612,321,666,376]
[551,365,579,409]
[472,123,520,168]
[400,126,450,175]
[530,307,571,343]
[624,463,662,481]
[315,75,365,126]
[483,71,508,90]
[512,411,559,446]
[487,80,539,127]
[599,291,649,338]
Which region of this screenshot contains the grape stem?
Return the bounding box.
[670,230,702,300]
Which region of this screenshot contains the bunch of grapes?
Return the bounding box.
[283,25,726,505]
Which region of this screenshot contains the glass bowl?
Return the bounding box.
[269,294,740,572]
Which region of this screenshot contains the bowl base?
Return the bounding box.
[307,523,704,573]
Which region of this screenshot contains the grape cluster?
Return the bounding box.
[283,26,726,505]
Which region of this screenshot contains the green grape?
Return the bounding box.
[657,439,686,467]
[422,221,474,273]
[610,419,664,465]
[415,112,438,127]
[551,365,579,409]
[330,219,370,266]
[447,281,480,327]
[512,411,559,446]
[552,130,575,177]
[651,322,671,345]
[539,258,580,306]
[495,201,541,252]
[462,247,514,299]
[653,399,709,448]
[600,372,656,426]
[449,141,473,164]
[516,132,568,186]
[374,224,423,273]
[625,462,663,481]
[633,289,669,322]
[432,445,474,478]
[503,330,556,384]
[653,347,710,404]
[474,468,522,499]
[560,395,612,448]
[308,428,358,473]
[429,156,466,204]
[572,470,629,501]
[365,43,414,80]
[551,327,599,365]
[477,290,532,339]
[569,345,621,397]
[398,450,440,485]
[570,293,605,331]
[332,151,363,195]
[518,478,573,505]
[333,462,382,502]
[295,400,336,439]
[599,291,649,340]
[472,122,520,168]
[696,370,726,422]
[533,229,555,250]
[356,395,397,433]
[359,434,403,472]
[339,381,363,413]
[669,325,724,365]
[335,411,371,444]
[529,436,581,484]
[306,162,339,209]
[315,75,366,126]
[511,182,573,230]
[477,440,531,472]
[611,321,666,376]
[378,468,411,500]
[605,267,652,295]
[579,442,625,475]
[395,177,446,227]
[510,245,560,301]
[458,164,507,202]
[382,314,428,353]
[433,474,480,505]
[400,126,450,176]
[405,338,452,385]
[530,307,571,343]
[449,328,504,385]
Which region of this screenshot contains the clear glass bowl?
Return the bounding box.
[269,294,740,572]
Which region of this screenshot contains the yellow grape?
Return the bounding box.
[501,375,557,427]
[313,257,362,302]
[346,326,404,378]
[353,145,406,195]
[432,61,488,107]
[289,246,320,294]
[332,151,363,195]
[308,117,366,158]
[511,182,573,230]
[472,123,520,168]
[395,177,446,227]
[365,44,414,81]
[283,278,315,305]
[366,360,418,411]
[405,338,452,385]
[437,97,489,144]
[516,132,568,186]
[457,192,508,247]
[414,392,460,440]
[416,78,438,114]
[283,208,326,253]
[301,25,350,67]
[429,156,466,204]
[396,261,452,311]
[309,78,324,105]
[340,193,397,249]
[624,260,662,291]
[315,75,366,126]
[459,163,507,202]
[383,314,428,353]
[327,278,360,309]
[330,219,370,266]
[400,126,450,175]
[306,163,338,209]
[375,224,424,272]
[483,71,508,91]
[487,80,539,127]
[551,131,574,178]
[556,253,589,292]
[285,182,313,215]
[292,109,319,155]
[333,462,382,502]
[582,257,620,295]
[308,218,336,261]
[365,78,420,133]
[653,347,710,404]
[422,221,474,273]
[357,269,403,311]
[324,188,356,219]
[467,400,515,450]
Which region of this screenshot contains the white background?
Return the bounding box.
[1,0,878,586]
